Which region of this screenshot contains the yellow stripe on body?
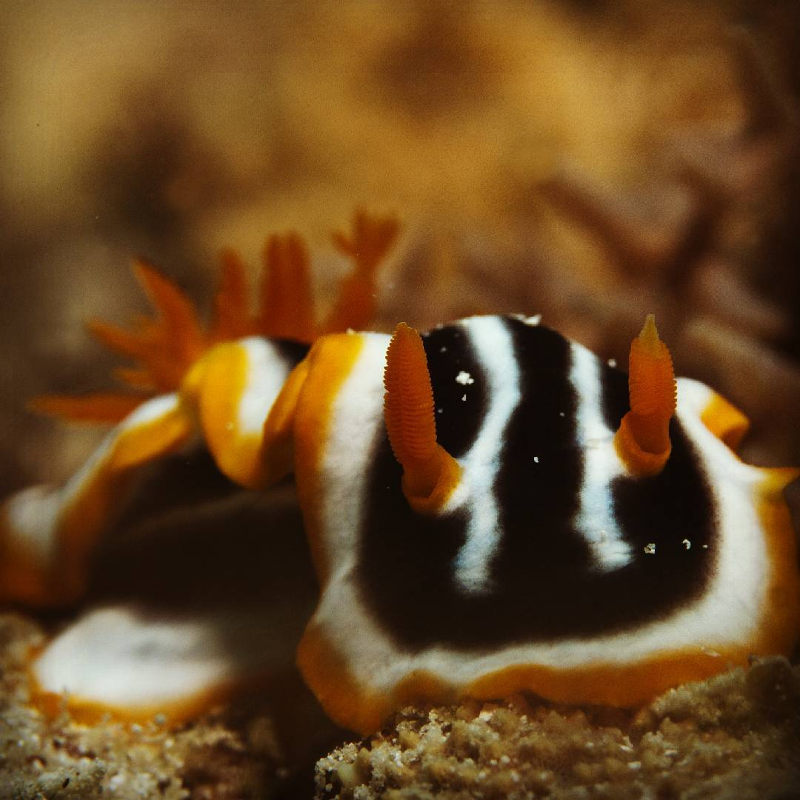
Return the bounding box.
[699,392,751,450]
[752,467,800,655]
[291,332,365,583]
[260,358,311,487]
[187,341,254,487]
[187,339,297,491]
[695,388,800,658]
[0,395,195,607]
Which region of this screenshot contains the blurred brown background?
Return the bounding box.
[2,0,799,494]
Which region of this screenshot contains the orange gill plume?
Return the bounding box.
[32,211,400,425]
[322,210,401,335]
[259,233,315,342]
[91,261,207,392]
[614,314,677,477]
[208,248,252,342]
[383,322,461,512]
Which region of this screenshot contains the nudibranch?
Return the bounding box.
[0,212,798,736]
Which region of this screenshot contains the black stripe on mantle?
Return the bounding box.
[356,316,715,652]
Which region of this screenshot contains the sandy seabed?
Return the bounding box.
[1,613,798,800]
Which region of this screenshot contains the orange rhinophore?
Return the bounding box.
[614,314,676,477]
[383,322,461,512]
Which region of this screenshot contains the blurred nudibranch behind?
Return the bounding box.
[0,211,798,735]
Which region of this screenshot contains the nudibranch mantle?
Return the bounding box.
[293,314,799,733]
[0,214,797,736]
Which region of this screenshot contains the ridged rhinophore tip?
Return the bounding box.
[639,313,658,347]
[615,314,676,477]
[383,323,461,512]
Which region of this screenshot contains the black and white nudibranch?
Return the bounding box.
[0,212,797,734]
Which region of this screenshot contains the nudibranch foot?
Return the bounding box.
[28,481,317,726]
